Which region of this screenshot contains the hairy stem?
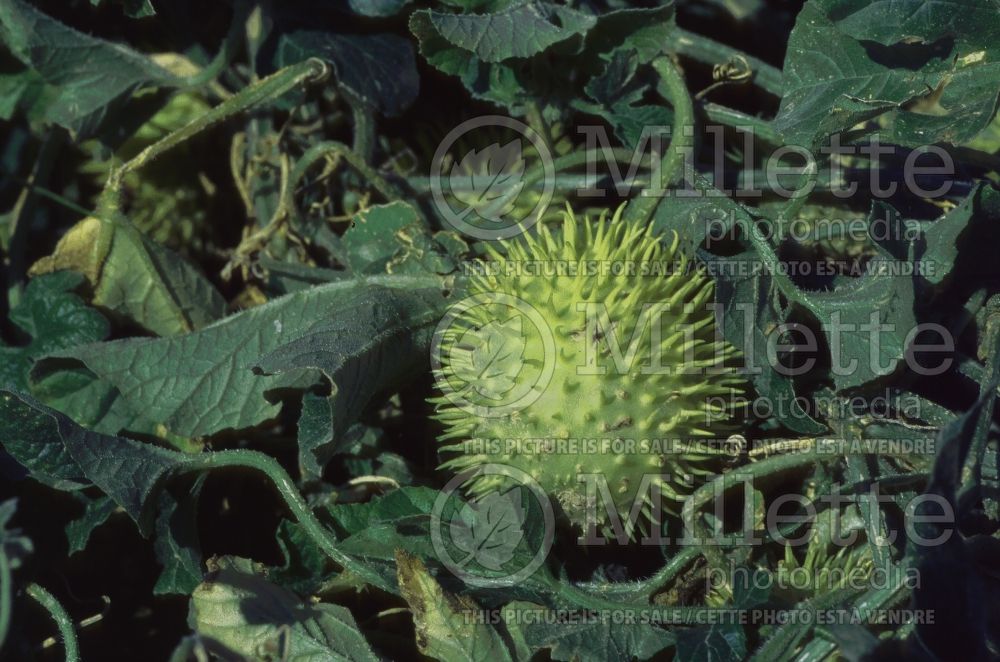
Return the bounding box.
[183,449,394,594]
[349,100,376,165]
[522,147,648,189]
[101,58,328,216]
[626,56,696,225]
[701,103,782,145]
[181,0,249,89]
[25,584,79,662]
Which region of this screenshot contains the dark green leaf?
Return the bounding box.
[0,0,176,138]
[65,493,118,555]
[153,481,204,595]
[345,0,412,17]
[504,600,675,662]
[44,278,447,438]
[920,182,1000,285]
[0,391,184,535]
[775,0,1000,147]
[0,271,108,391]
[90,0,156,18]
[411,3,596,64]
[277,31,419,117]
[30,214,226,336]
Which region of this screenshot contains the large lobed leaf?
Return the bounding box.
[42,276,449,440]
[775,0,1000,147]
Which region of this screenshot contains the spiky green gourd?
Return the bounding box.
[431,207,747,537]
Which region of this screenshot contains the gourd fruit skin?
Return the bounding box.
[431,206,748,538]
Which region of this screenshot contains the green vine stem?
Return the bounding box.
[626,55,696,226]
[524,101,554,155]
[575,545,702,604]
[25,583,79,662]
[701,103,782,145]
[180,0,249,89]
[182,449,395,594]
[99,57,329,217]
[553,572,736,623]
[679,449,821,566]
[287,141,406,208]
[960,325,1000,506]
[6,130,62,282]
[348,98,377,165]
[0,553,11,654]
[521,147,649,189]
[674,28,784,97]
[223,139,407,276]
[778,166,819,226]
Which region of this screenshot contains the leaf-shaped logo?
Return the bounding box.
[449,140,526,223]
[449,488,526,571]
[450,315,526,401]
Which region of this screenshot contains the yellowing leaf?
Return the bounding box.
[394,550,512,662]
[30,214,224,336]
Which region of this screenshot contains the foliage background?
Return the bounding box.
[0,0,999,660]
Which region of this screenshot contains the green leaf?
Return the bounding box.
[0,0,176,138]
[65,494,118,555]
[0,271,109,391]
[572,3,678,146]
[45,278,447,439]
[503,600,674,662]
[271,520,331,595]
[675,623,746,662]
[706,248,828,434]
[153,481,204,595]
[676,571,768,662]
[345,0,412,17]
[910,386,997,660]
[739,206,918,393]
[411,3,596,64]
[0,391,184,535]
[340,202,424,274]
[90,0,156,18]
[670,177,826,432]
[189,557,380,662]
[253,285,449,442]
[410,2,674,119]
[577,49,674,149]
[775,0,1000,147]
[792,256,917,393]
[324,487,439,537]
[29,363,175,444]
[0,68,50,122]
[0,498,33,570]
[295,392,342,482]
[30,214,226,337]
[395,550,514,662]
[316,488,441,591]
[277,31,419,117]
[920,182,1000,285]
